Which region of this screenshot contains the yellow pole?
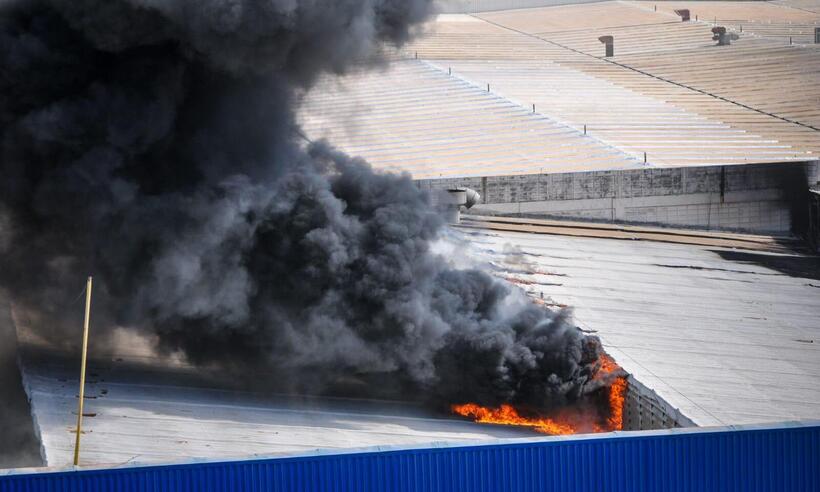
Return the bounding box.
[73,276,93,467]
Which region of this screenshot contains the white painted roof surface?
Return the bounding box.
[18,351,533,468]
[457,221,820,427]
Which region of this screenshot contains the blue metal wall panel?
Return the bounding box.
[1,423,818,491]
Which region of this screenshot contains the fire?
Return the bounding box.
[452,353,628,435]
[596,353,627,430]
[596,353,620,378]
[451,403,576,435]
[607,377,627,430]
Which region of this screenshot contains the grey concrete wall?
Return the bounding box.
[624,376,696,430]
[416,162,820,234]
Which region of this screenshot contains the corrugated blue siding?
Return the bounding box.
[2,422,818,491]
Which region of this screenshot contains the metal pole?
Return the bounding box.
[532,104,536,113]
[73,276,93,467]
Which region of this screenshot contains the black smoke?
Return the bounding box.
[0,0,605,425]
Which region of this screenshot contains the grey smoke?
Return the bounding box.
[0,0,607,426]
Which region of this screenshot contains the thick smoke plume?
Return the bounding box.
[0,0,604,419]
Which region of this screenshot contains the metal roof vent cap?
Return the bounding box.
[439,187,481,224]
[674,9,690,21]
[598,35,614,57]
[712,26,739,45]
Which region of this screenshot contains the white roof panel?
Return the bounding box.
[18,350,533,468]
[459,219,820,427]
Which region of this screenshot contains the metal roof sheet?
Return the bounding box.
[405,3,820,168]
[298,59,641,179]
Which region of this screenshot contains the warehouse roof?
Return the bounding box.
[638,0,820,44]
[298,59,640,178]
[16,346,531,468]
[461,2,820,149]
[458,216,820,426]
[395,2,819,173]
[16,218,820,467]
[298,1,820,179]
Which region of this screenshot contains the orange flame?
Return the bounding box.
[596,353,620,378]
[593,353,627,431]
[451,403,576,435]
[607,377,627,430]
[452,353,628,435]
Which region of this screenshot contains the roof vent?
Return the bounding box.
[674,9,690,22]
[598,36,614,57]
[712,27,739,45]
[437,188,481,224]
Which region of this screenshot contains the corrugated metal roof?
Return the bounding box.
[298,59,641,178]
[458,216,820,426]
[634,0,820,44]
[405,3,820,167]
[2,421,819,491]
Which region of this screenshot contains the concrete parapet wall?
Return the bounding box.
[624,376,696,431]
[416,162,819,234]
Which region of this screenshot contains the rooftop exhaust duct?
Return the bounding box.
[598,36,614,57]
[712,27,739,46]
[674,9,690,22]
[437,188,480,224]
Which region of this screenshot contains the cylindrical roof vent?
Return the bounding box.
[436,188,481,224]
[598,36,614,57]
